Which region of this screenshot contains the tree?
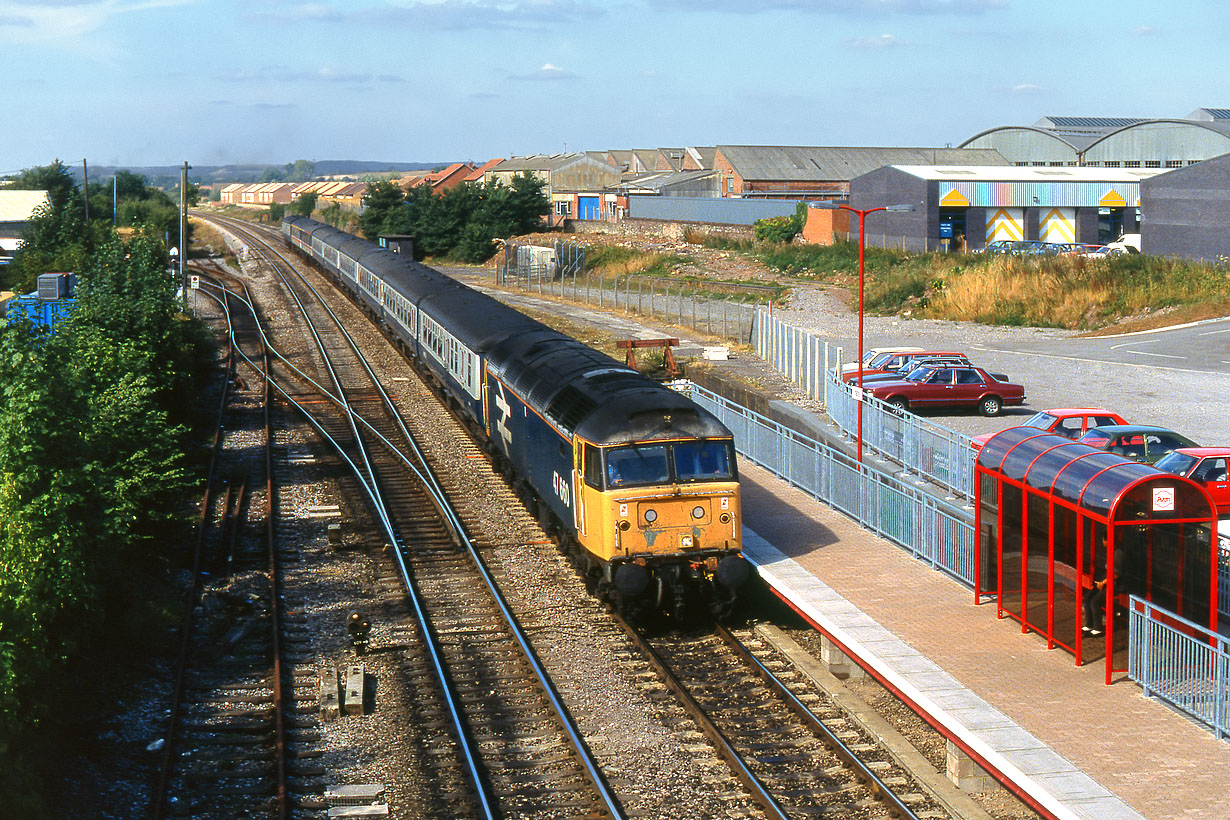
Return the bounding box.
[288,192,317,217]
[284,160,316,182]
[359,180,405,239]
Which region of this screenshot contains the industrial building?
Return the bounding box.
[959,109,1230,168]
[1140,152,1230,262]
[834,165,1161,252]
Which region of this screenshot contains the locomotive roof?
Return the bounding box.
[285,217,732,445]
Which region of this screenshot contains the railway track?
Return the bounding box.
[149,275,320,819]
[194,213,973,819]
[198,214,624,818]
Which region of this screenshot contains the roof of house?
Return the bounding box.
[717,145,1010,181]
[615,170,720,193]
[0,190,51,221]
[493,153,597,172]
[887,165,1165,183]
[466,158,504,181]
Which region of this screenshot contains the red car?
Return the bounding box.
[1155,447,1230,515]
[843,350,967,384]
[865,365,1025,417]
[971,408,1128,451]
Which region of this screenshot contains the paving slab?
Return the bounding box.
[739,460,1230,820]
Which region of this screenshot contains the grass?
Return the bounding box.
[689,233,1230,330]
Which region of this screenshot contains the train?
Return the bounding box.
[280,216,750,620]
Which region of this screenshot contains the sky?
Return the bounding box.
[2,0,1225,172]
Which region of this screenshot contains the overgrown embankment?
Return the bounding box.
[691,235,1230,331]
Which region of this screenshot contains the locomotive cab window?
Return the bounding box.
[606,444,670,488]
[673,440,735,482]
[583,444,603,488]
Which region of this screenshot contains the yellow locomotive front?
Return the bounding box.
[574,435,748,618]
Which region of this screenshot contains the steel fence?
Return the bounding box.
[754,308,976,497]
[1128,597,1229,739]
[497,253,760,343]
[679,381,977,585]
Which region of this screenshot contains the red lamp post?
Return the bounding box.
[832,203,915,465]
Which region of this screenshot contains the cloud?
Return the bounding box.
[644,0,1005,14]
[509,63,577,81]
[248,0,604,30]
[0,0,190,44]
[845,33,912,47]
[1011,83,1045,94]
[1131,25,1159,36]
[216,66,406,85]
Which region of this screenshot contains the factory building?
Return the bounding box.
[833,165,1161,252]
[959,109,1230,168]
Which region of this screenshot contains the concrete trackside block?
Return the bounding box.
[819,634,867,680]
[319,669,340,721]
[327,806,388,818]
[948,739,999,793]
[343,664,365,716]
[325,784,386,806]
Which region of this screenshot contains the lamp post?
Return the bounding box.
[830,202,915,465]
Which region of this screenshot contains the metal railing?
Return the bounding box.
[754,308,976,498]
[1129,596,1229,739]
[497,254,760,343]
[678,381,977,586]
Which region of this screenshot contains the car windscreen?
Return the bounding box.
[902,366,933,381]
[1023,412,1059,430]
[1155,451,1199,476]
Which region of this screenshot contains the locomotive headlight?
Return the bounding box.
[644,509,658,524]
[692,506,705,520]
[719,512,732,524]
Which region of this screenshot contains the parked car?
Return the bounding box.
[865,365,1026,417]
[975,240,1016,255]
[843,350,968,383]
[971,407,1128,451]
[1154,447,1230,515]
[1076,425,1198,465]
[1086,244,1136,259]
[840,346,923,376]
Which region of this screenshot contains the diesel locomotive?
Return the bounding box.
[280,216,750,619]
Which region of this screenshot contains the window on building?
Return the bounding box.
[1103,161,1120,167]
[1049,161,1064,167]
[1124,160,1141,168]
[1166,160,1183,168]
[1144,160,1161,168]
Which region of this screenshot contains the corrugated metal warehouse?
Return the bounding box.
[842,165,1161,252]
[1140,152,1230,262]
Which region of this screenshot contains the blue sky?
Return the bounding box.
[1,0,1222,171]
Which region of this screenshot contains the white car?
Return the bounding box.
[840,346,923,375]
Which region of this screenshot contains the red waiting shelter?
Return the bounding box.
[975,427,1220,684]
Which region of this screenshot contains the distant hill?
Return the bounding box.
[59,161,450,186]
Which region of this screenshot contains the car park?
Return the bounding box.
[1154,447,1230,515]
[865,365,1026,416]
[970,407,1128,451]
[1075,424,1198,465]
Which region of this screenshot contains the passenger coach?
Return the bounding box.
[281,216,749,619]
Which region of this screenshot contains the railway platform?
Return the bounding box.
[739,460,1230,820]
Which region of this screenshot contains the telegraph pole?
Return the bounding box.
[180,161,189,308]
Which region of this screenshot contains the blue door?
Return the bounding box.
[578,196,600,220]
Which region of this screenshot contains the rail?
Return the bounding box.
[1128,596,1229,739]
[754,307,976,498]
[676,381,977,586]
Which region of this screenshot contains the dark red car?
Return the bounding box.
[865,365,1026,417]
[843,350,967,384]
[1155,447,1230,515]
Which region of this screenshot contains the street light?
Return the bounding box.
[824,201,915,465]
